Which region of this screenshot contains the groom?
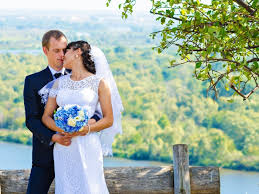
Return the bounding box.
[23,30,101,194]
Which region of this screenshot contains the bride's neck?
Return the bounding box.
[71,61,91,80]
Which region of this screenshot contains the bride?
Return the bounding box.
[40,41,123,194]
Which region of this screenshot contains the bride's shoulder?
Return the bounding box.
[94,74,102,80]
[93,75,106,84]
[96,77,109,90]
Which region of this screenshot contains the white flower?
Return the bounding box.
[78,110,85,117]
[64,104,76,111]
[67,118,76,127]
[75,116,83,121]
[64,105,70,111]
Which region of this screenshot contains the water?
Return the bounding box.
[0,141,259,194]
[0,142,169,169]
[0,49,42,55]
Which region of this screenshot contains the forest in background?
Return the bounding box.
[0,10,258,171]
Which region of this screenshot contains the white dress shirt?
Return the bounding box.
[48,65,65,79]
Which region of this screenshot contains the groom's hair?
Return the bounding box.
[42,30,67,49]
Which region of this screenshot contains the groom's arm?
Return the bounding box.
[91,114,101,122]
[90,104,103,123]
[23,76,55,146]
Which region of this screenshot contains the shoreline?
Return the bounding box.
[1,140,258,173]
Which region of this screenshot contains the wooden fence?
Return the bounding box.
[0,144,220,194]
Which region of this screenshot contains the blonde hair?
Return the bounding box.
[42,30,67,49]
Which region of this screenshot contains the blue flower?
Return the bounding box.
[54,105,89,133]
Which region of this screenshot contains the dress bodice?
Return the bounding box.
[38,72,121,157]
[49,74,102,118]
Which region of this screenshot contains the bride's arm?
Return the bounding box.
[42,97,64,133]
[82,79,113,134]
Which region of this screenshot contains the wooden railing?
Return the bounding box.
[0,144,220,194]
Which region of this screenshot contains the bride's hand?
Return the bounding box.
[76,125,89,136]
[61,132,74,138]
[66,128,88,137]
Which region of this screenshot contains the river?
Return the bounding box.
[0,142,258,194]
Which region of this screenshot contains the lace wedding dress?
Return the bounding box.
[49,74,109,194]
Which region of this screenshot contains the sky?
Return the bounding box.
[1,0,152,11]
[1,0,211,11]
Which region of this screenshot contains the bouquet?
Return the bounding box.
[54,104,89,133]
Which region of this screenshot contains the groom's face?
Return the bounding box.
[43,36,67,71]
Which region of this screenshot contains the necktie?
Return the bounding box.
[54,73,62,79]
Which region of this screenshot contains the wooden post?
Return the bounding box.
[173,144,191,194]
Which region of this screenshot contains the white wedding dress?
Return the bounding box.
[49,74,109,194]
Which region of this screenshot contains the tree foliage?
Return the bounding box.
[107,0,259,100]
[0,47,258,171]
[0,11,258,171]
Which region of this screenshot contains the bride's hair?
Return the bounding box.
[66,41,96,74]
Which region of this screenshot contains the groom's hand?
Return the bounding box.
[88,118,97,125]
[52,133,72,146]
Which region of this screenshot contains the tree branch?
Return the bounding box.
[247,45,259,49]
[207,72,219,99]
[151,11,183,21]
[169,57,259,76]
[247,58,259,63]
[233,0,256,15]
[205,58,259,76]
[230,84,259,100]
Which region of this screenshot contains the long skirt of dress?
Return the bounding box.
[54,133,109,194]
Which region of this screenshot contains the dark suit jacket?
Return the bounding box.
[24,67,56,167]
[23,67,100,167]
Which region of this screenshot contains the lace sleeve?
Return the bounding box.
[49,79,60,98]
[38,79,60,105]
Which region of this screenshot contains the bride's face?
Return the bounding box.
[63,48,75,69]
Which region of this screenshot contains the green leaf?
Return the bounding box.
[252,0,259,8]
[171,27,177,32]
[208,63,212,70]
[169,0,174,7]
[227,99,234,103]
[196,62,202,68]
[161,17,166,25]
[170,59,176,66]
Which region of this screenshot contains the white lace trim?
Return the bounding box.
[62,75,101,92]
[38,75,102,105]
